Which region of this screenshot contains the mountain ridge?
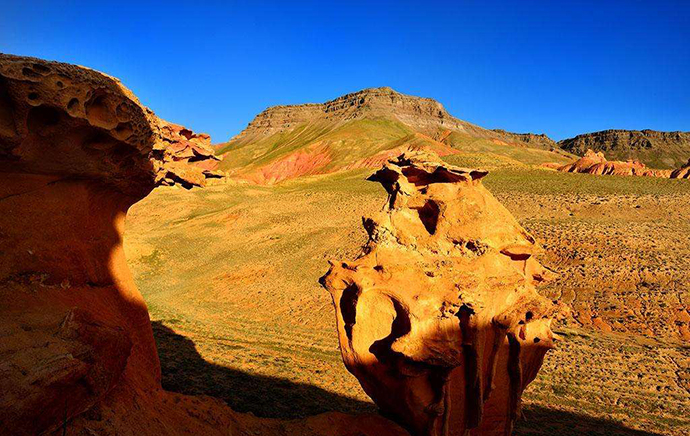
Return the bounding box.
[557,129,690,169]
[216,87,573,184]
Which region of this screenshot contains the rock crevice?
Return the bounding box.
[321,152,564,436]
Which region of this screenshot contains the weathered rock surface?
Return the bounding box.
[321,152,563,436]
[549,149,674,178]
[490,129,557,150]
[226,87,562,150]
[558,129,690,169]
[0,54,404,436]
[671,159,690,179]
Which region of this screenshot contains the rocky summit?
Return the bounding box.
[216,87,573,184]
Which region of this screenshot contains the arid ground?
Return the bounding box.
[125,157,690,436]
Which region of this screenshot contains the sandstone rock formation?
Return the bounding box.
[558,129,690,170]
[0,54,405,436]
[548,149,674,178]
[671,158,690,179]
[321,152,563,436]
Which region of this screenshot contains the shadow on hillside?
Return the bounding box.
[151,321,376,419]
[153,321,666,435]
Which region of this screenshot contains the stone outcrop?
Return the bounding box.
[490,129,557,150]
[321,152,563,436]
[558,129,690,169]
[226,87,558,149]
[232,87,480,140]
[0,54,404,436]
[156,121,223,188]
[671,159,690,179]
[548,149,674,178]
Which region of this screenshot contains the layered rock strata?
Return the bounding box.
[228,87,551,147]
[558,129,690,169]
[321,152,563,436]
[547,149,678,178]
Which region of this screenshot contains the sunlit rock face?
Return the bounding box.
[322,152,564,436]
[0,54,220,435]
[671,159,690,179]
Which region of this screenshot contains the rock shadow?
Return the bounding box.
[153,322,670,435]
[515,404,666,436]
[151,321,376,419]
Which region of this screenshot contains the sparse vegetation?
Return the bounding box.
[126,164,690,436]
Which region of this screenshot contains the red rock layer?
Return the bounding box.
[321,152,564,436]
[549,149,676,178]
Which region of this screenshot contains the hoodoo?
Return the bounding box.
[0,53,222,435]
[321,152,563,436]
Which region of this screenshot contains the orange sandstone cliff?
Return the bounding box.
[0,54,407,436]
[321,152,564,436]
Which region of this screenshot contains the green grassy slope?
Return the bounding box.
[217,118,575,181]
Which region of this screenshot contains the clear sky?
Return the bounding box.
[2,1,688,142]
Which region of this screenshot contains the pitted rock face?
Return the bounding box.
[321,152,563,436]
[0,53,221,194]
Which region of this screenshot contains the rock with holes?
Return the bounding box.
[0,53,222,192]
[321,152,565,436]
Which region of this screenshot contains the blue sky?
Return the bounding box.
[2,1,688,142]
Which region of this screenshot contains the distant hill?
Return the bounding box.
[558,129,690,170]
[216,87,573,183]
[490,129,557,150]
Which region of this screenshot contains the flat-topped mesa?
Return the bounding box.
[321,152,564,436]
[235,87,477,139]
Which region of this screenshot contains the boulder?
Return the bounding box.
[321,152,564,436]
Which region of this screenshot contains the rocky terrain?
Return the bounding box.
[216,87,574,184]
[558,129,690,170]
[671,159,690,179]
[491,129,558,150]
[2,53,689,436]
[545,149,690,179]
[125,164,690,436]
